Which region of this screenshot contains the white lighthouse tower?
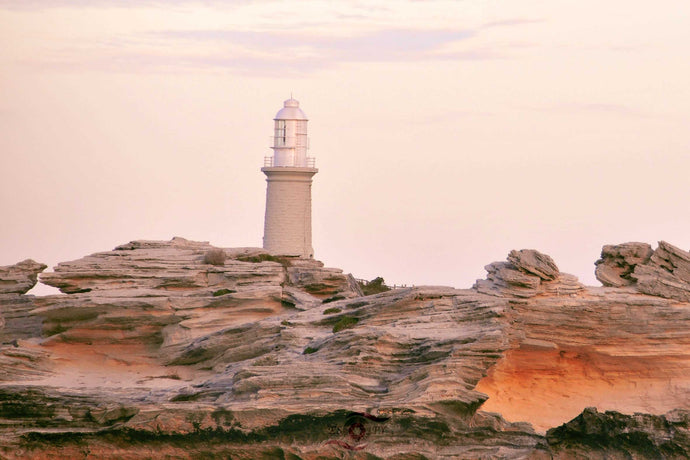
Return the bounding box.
[261,98,318,258]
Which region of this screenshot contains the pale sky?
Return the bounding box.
[1,0,689,294]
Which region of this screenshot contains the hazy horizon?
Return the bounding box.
[2,0,689,295]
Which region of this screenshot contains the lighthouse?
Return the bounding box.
[261,98,318,258]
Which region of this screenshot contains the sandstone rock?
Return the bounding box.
[633,264,690,302]
[287,260,363,300]
[281,285,322,310]
[594,242,653,287]
[0,239,688,459]
[594,240,690,301]
[0,260,46,344]
[41,238,285,294]
[0,294,43,343]
[475,250,582,298]
[476,286,690,432]
[540,273,585,296]
[632,241,690,302]
[0,342,52,381]
[31,238,363,367]
[650,240,690,275]
[476,261,542,298]
[546,407,690,459]
[508,249,559,280]
[0,259,47,295]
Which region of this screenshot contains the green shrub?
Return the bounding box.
[358,277,391,295]
[212,288,235,297]
[332,316,359,333]
[323,307,342,315]
[303,347,318,355]
[43,323,68,337]
[323,295,346,304]
[237,254,291,267]
[346,301,369,309]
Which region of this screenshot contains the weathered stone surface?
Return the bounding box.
[475,250,583,298]
[594,241,690,302]
[476,284,690,432]
[633,241,690,302]
[281,285,322,310]
[168,287,509,417]
[0,240,688,459]
[650,240,690,276]
[508,249,559,280]
[595,242,653,287]
[476,261,542,298]
[0,260,46,345]
[0,342,52,381]
[0,260,46,295]
[0,294,43,343]
[40,237,285,295]
[540,273,585,296]
[30,238,362,365]
[287,259,363,300]
[546,407,690,459]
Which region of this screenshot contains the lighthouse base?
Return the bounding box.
[261,167,318,258]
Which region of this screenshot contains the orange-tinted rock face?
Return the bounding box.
[476,287,690,432]
[477,347,690,432]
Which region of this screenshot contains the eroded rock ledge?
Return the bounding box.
[475,248,584,298]
[0,238,688,459]
[596,240,690,302]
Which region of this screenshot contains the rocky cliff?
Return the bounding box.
[0,238,689,459]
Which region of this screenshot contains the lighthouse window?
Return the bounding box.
[275,120,287,146]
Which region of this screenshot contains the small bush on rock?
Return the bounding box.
[204,249,226,266]
[358,277,391,295]
[332,316,359,333]
[237,253,292,267]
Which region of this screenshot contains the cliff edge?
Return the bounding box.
[0,238,689,459]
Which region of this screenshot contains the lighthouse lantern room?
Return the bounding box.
[265,98,314,168]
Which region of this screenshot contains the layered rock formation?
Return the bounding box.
[0,239,689,459]
[0,259,50,382]
[0,259,47,341]
[475,248,584,298]
[0,259,46,296]
[595,242,653,287]
[596,240,690,302]
[477,245,690,432]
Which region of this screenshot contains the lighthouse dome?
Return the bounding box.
[275,98,308,121]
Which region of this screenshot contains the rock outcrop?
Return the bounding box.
[35,238,361,363]
[0,259,47,341]
[508,249,559,281]
[0,238,689,459]
[475,248,584,298]
[595,242,653,287]
[475,285,690,432]
[0,260,50,384]
[634,241,690,302]
[0,259,46,295]
[596,240,690,302]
